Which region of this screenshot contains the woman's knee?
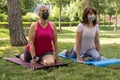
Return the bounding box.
[47,59,55,65]
[42,55,55,66]
[87,49,101,61]
[20,54,25,61]
[70,50,77,58]
[42,59,55,66]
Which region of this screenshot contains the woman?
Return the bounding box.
[65,7,101,62]
[18,5,60,69]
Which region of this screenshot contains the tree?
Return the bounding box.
[114,0,120,31]
[105,0,120,31]
[44,0,72,32]
[7,0,28,46]
[91,0,107,26]
[0,0,7,14]
[85,0,91,8]
[0,0,40,15]
[20,0,40,15]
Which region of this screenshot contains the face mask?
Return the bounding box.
[42,12,49,20]
[88,14,95,22]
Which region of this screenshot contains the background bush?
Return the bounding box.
[0,21,113,27]
[0,12,113,27]
[22,12,39,22]
[0,14,8,22]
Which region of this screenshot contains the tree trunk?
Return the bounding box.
[59,0,62,32]
[7,0,28,46]
[85,0,90,8]
[103,14,105,27]
[109,15,111,27]
[114,1,118,32]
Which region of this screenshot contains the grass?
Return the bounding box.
[0,26,120,80]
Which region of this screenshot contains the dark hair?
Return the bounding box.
[81,7,97,26]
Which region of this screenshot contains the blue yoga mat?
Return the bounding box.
[59,52,120,67]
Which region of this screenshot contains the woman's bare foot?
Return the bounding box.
[83,57,91,61]
[20,54,25,61]
[62,50,68,55]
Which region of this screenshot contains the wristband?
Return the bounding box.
[80,54,84,58]
[32,56,36,60]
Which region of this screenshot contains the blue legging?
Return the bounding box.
[67,48,101,61]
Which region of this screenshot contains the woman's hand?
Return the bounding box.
[55,57,61,64]
[31,59,37,69]
[77,56,83,63]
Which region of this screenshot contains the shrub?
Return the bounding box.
[49,16,70,22]
[99,21,113,25]
[54,22,79,27]
[0,21,113,28]
[22,12,39,22]
[0,14,8,22]
[49,16,59,21]
[0,22,32,27]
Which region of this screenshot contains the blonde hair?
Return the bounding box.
[37,5,49,16]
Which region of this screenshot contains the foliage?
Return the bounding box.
[91,0,120,16]
[0,0,7,14]
[0,0,39,15]
[91,0,106,15]
[1,0,120,23]
[0,20,113,28]
[22,12,39,22]
[0,14,7,22]
[63,0,82,21]
[20,0,40,15]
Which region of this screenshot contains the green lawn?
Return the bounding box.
[0,26,120,80]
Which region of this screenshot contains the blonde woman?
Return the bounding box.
[17,5,60,69]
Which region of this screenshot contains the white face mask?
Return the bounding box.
[87,14,95,22]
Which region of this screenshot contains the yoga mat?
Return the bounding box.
[59,53,120,67]
[3,57,70,70]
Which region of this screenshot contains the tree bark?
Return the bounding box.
[114,1,118,31]
[7,0,28,46]
[85,0,90,8]
[59,0,62,32]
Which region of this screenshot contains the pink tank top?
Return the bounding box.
[26,21,53,56]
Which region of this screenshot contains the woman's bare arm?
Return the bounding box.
[76,32,83,62]
[28,22,37,58]
[50,22,59,62]
[94,33,100,53]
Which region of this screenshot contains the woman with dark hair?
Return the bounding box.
[64,7,101,62]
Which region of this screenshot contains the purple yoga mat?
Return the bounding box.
[3,57,70,70]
